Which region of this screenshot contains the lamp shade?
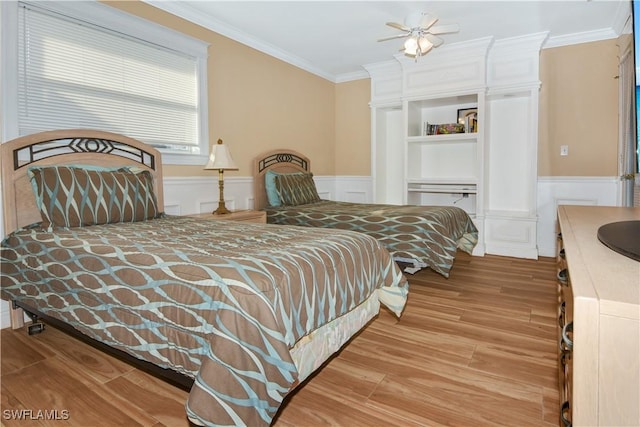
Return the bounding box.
[204,139,238,170]
[418,37,433,55]
[404,36,433,57]
[404,36,418,56]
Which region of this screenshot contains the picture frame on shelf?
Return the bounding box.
[457,108,478,133]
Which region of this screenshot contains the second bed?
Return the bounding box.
[254,149,478,277]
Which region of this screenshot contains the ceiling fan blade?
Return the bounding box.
[419,13,439,30]
[378,33,410,42]
[429,23,460,35]
[386,22,411,32]
[424,33,444,47]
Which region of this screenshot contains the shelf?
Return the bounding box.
[407,178,477,185]
[403,89,482,218]
[406,94,478,108]
[406,176,477,189]
[407,133,478,144]
[406,95,479,138]
[406,182,477,217]
[408,187,476,194]
[407,180,477,194]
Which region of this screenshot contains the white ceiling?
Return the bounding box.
[145,1,631,82]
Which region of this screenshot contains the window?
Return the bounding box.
[2,1,210,165]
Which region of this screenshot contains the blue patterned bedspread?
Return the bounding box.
[0,216,408,426]
[265,201,478,277]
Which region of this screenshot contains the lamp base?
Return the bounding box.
[212,203,232,215]
[212,170,232,215]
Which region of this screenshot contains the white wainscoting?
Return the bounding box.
[484,211,538,259]
[130,174,625,259]
[536,176,619,257]
[163,176,255,215]
[1,174,620,329]
[163,175,373,215]
[0,175,372,329]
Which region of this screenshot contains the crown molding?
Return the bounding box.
[144,1,623,82]
[335,69,370,83]
[543,28,618,49]
[143,0,337,83]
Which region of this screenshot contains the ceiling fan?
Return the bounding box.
[378,12,460,59]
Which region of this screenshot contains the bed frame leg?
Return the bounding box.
[25,309,45,335]
[28,320,45,335]
[12,301,45,335]
[9,300,25,330]
[27,312,45,335]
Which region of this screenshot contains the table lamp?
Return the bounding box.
[204,138,238,214]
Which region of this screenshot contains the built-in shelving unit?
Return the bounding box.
[366,32,549,259]
[404,92,483,218]
[406,95,478,137]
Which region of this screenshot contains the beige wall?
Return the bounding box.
[105,1,337,177]
[538,39,619,176]
[107,2,621,180]
[334,40,623,180]
[335,79,371,176]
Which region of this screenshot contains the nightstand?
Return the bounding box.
[188,210,267,224]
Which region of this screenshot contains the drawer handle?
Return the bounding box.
[557,268,568,285]
[559,248,565,259]
[561,321,573,352]
[557,232,563,240]
[560,348,571,365]
[558,301,565,328]
[560,400,572,427]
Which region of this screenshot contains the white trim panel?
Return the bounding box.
[537,176,619,257]
[484,211,538,259]
[162,175,368,214]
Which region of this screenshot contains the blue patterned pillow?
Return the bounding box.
[265,170,284,207]
[274,172,321,206]
[28,165,125,215]
[265,171,310,207]
[29,166,160,228]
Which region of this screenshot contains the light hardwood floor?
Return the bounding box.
[1,253,559,426]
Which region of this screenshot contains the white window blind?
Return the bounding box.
[17,3,201,156]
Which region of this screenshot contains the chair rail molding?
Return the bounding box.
[163,175,372,216]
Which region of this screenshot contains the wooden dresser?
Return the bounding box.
[556,205,640,426]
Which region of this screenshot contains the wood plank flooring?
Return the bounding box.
[0,253,559,426]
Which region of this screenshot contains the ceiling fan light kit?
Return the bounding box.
[404,35,434,58]
[378,12,459,60]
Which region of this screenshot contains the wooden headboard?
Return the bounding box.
[1,129,164,235]
[253,149,310,211]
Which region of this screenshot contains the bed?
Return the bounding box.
[253,149,478,277]
[0,129,408,427]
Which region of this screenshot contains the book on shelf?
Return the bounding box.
[423,122,465,136]
[463,115,478,133]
